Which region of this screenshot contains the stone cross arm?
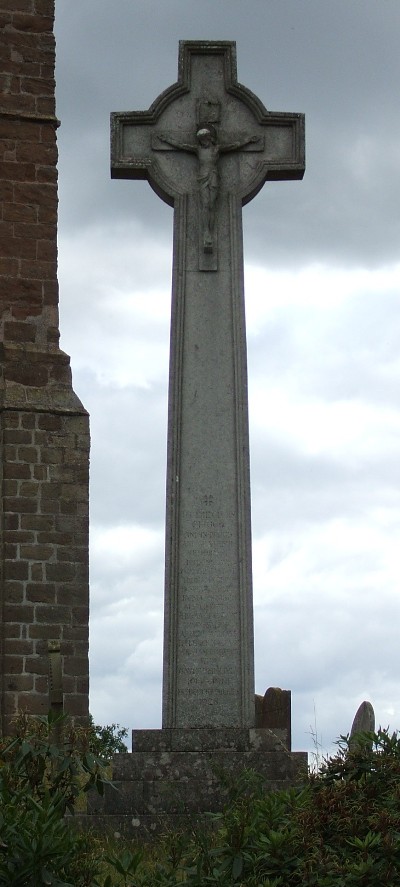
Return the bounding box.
[111,41,305,208]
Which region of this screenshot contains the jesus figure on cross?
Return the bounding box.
[159,124,259,253]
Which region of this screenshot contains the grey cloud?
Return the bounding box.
[56,0,400,267]
[54,0,400,752]
[73,371,167,528]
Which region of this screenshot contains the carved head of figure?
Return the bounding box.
[196,124,217,146]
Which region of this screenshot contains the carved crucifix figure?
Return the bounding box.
[158,124,260,253]
[111,42,305,729]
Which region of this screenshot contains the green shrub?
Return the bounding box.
[133,729,400,886]
[1,719,400,886]
[0,710,109,886]
[87,715,128,762]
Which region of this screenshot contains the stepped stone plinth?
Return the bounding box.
[86,728,307,838]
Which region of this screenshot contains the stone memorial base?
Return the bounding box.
[86,727,307,839]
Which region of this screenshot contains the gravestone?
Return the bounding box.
[85,40,306,837]
[262,687,292,751]
[349,700,375,750]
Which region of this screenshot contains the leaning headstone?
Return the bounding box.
[262,687,292,750]
[349,700,375,750]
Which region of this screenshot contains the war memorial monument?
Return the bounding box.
[86,40,307,835]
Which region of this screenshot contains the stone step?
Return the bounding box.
[132,727,247,752]
[111,748,306,783]
[88,769,303,817]
[131,726,287,753]
[82,778,297,841]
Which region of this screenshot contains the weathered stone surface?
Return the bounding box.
[0,0,89,734]
[349,700,375,749]
[255,693,264,726]
[132,727,253,753]
[111,40,304,730]
[86,727,307,837]
[262,687,292,750]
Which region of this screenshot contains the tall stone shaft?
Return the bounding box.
[111,40,305,729]
[0,0,89,734]
[163,188,253,727]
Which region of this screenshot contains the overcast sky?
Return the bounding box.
[54,0,400,758]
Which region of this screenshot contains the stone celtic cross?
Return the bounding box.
[111,41,305,729]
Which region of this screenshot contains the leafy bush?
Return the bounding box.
[87,715,128,761]
[127,728,400,886]
[172,728,400,886]
[1,719,400,886]
[0,710,109,886]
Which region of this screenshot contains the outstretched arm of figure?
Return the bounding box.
[157,133,197,153]
[219,134,260,154]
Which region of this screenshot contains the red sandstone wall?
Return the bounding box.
[0,0,90,734]
[0,0,59,349]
